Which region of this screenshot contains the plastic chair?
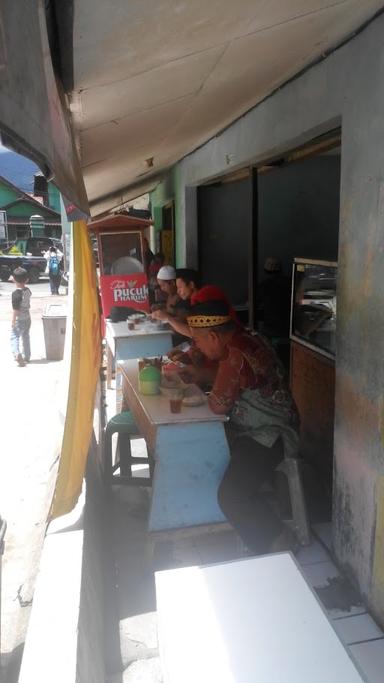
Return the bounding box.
[104,411,152,486]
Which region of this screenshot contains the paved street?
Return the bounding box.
[0,278,67,681]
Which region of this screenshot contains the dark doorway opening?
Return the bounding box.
[196,129,341,525]
[255,133,341,523]
[197,172,252,324]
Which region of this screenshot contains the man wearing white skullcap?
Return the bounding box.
[157,265,176,281]
[152,264,180,315]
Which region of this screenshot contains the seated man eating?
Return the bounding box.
[152,265,180,315]
[152,268,238,338]
[186,300,300,555]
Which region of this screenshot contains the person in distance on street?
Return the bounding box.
[11,267,32,366]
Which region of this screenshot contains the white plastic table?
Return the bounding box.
[155,552,367,683]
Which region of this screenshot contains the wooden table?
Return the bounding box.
[156,553,367,683]
[120,359,230,532]
[105,320,173,411]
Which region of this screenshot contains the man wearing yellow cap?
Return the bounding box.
[186,300,299,554]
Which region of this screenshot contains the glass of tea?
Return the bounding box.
[169,388,183,414]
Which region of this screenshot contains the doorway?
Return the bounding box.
[256,133,341,522]
[197,172,252,322]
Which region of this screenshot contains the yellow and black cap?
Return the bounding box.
[187,300,232,329]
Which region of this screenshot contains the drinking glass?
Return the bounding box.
[169,388,183,414]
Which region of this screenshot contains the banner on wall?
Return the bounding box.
[49,219,101,519]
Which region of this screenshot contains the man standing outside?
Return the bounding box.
[185,300,299,555]
[45,246,63,295]
[11,267,32,366]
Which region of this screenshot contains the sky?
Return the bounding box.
[0,141,39,192]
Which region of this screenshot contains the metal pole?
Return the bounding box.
[0,516,7,662]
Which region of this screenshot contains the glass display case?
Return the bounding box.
[99,231,144,275]
[290,258,337,359]
[87,213,152,320]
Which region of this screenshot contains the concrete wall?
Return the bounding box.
[0,0,88,211]
[19,382,107,683]
[76,414,107,682]
[167,14,384,623]
[150,167,186,266]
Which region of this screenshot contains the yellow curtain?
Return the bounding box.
[49,220,101,519]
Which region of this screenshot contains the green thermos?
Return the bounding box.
[138,364,161,395]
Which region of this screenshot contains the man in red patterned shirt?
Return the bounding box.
[186,300,299,555]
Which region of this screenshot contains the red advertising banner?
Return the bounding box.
[100,273,150,317]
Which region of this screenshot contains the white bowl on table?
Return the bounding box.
[182,385,206,407]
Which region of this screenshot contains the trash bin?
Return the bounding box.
[42,303,67,361]
[0,516,6,656]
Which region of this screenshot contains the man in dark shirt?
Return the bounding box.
[186,299,299,555]
[257,257,291,338]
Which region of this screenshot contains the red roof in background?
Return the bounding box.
[88,213,152,233]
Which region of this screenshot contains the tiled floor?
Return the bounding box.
[105,383,384,683]
[296,538,330,565]
[107,485,384,683]
[313,521,334,551]
[333,614,384,645]
[298,524,384,681]
[349,640,384,682]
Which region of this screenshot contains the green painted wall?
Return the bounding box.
[48,183,61,212]
[150,181,171,231]
[6,201,58,220]
[0,181,19,207]
[152,204,163,232]
[150,166,184,266]
[171,166,183,266]
[7,201,38,217]
[0,178,62,240]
